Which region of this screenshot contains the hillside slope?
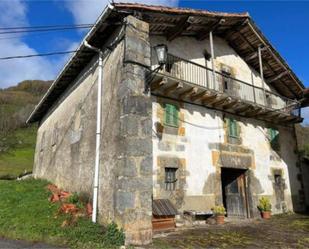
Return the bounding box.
[0,80,51,179]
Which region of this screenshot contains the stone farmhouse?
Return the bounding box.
[27,3,307,245]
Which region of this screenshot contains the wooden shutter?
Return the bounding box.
[269,128,279,150]
[228,118,238,138]
[164,104,179,127]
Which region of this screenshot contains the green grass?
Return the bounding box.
[0,179,124,249]
[0,126,37,178]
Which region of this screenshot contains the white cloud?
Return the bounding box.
[65,0,179,24]
[0,0,79,89]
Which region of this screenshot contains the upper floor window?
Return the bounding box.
[269,128,279,150]
[164,103,179,127]
[221,64,232,91]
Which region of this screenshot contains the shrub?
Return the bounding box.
[67,192,79,204]
[103,222,125,246]
[257,197,272,212]
[212,205,226,216]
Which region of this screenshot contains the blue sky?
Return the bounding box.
[0,0,308,122]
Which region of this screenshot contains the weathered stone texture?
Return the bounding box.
[115,15,153,246]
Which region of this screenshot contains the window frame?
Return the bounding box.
[165,167,177,191]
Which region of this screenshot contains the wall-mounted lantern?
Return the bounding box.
[154,44,168,66]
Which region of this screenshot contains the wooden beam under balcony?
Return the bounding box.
[211,96,232,107]
[179,87,198,99]
[202,93,218,105]
[151,77,167,91]
[191,90,208,101]
[234,104,253,114]
[222,99,241,110]
[243,106,264,117]
[164,82,183,95]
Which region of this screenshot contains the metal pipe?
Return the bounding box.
[84,40,103,223]
[258,46,266,104]
[209,31,216,88]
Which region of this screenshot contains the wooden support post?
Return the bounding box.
[258,46,267,105]
[210,31,216,89]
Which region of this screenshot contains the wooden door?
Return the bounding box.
[222,170,248,218]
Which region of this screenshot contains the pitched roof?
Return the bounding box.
[27,3,305,123]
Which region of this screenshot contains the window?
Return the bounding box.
[164,103,179,127]
[274,174,282,185]
[221,65,232,91]
[265,93,273,108]
[227,118,239,138]
[165,168,177,190]
[269,128,279,150]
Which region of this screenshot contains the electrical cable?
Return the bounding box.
[0,50,77,60]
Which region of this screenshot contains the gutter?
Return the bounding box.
[26,4,114,124]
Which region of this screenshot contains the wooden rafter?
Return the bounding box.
[245,46,267,61]
[166,16,192,41]
[234,30,297,98]
[197,18,225,41]
[266,71,289,84]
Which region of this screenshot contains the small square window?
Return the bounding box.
[165,167,177,191]
[164,103,179,127]
[274,174,282,185]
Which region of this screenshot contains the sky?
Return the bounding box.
[0,0,308,122]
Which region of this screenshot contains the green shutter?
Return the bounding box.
[164,103,179,127]
[228,118,238,138]
[269,128,279,150]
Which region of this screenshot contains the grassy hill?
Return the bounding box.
[0,80,51,179]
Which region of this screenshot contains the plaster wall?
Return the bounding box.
[152,98,303,214]
[150,36,285,109]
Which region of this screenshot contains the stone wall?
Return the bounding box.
[114,15,153,245]
[34,15,153,245]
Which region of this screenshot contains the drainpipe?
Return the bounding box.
[84,40,103,223]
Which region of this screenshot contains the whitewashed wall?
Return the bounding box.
[150,36,286,109]
[150,35,302,213]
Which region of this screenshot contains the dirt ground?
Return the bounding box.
[147,213,309,249]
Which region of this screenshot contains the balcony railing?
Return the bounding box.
[152,53,300,116]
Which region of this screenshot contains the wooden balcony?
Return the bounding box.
[149,54,302,124]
